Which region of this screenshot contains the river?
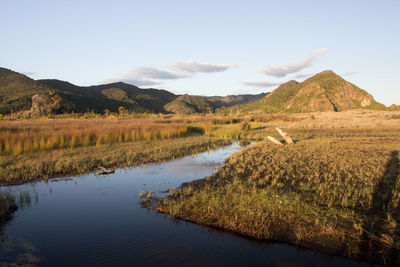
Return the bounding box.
[0,143,376,266]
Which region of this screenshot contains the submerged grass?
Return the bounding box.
[157,129,400,265]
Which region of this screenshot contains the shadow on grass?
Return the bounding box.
[250,126,268,130]
[372,151,399,214]
[361,151,400,265]
[293,134,316,143]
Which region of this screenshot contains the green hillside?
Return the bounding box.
[206,93,268,108]
[164,94,213,114]
[0,67,50,114]
[230,70,387,113]
[38,79,178,113]
[164,93,268,114]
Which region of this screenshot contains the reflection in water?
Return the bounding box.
[0,143,377,266]
[17,191,32,208]
[0,192,18,223]
[1,236,40,266]
[0,190,40,265]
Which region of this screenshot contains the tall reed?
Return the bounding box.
[0,118,189,155]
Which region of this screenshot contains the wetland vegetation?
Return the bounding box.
[153,111,400,265]
[0,112,310,183]
[1,109,400,265]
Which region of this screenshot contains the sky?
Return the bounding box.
[1,0,399,105]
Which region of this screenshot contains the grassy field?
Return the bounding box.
[153,111,400,265]
[0,118,190,156]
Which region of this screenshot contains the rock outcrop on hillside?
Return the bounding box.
[22,91,74,116]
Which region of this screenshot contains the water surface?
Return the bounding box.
[0,143,376,266]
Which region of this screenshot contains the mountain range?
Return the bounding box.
[0,67,394,116]
[0,67,267,115]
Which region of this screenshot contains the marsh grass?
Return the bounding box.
[157,129,400,265]
[0,119,189,155]
[2,110,398,155]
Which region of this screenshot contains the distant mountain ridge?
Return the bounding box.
[164,93,268,114]
[164,94,213,114]
[0,67,267,115]
[230,70,387,113]
[38,79,177,113]
[206,93,268,109]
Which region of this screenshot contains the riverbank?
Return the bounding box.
[156,129,400,265]
[0,136,231,183]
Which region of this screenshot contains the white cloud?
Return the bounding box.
[170,60,238,73]
[104,66,188,87]
[124,79,161,87]
[104,60,237,87]
[242,81,281,88]
[104,77,161,87]
[260,48,328,77]
[341,71,358,76]
[294,73,313,79]
[125,67,188,80]
[22,71,36,76]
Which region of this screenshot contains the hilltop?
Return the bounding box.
[164,93,268,114]
[164,94,213,114]
[229,70,387,114]
[206,93,268,109]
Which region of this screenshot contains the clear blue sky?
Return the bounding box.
[1,0,399,105]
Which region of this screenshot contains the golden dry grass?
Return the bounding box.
[255,109,400,129]
[0,118,189,155]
